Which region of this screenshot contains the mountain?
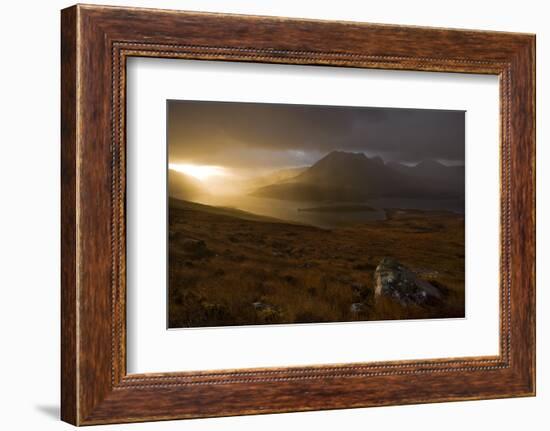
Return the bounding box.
[168,170,207,201]
[386,160,464,195]
[252,151,463,202]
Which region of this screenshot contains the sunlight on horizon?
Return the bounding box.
[169,163,229,181]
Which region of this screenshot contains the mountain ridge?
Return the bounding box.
[252,151,464,202]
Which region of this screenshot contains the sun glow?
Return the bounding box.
[169,163,228,181]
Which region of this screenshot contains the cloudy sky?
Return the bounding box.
[168,100,465,171]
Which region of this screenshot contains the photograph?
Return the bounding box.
[167,100,466,328]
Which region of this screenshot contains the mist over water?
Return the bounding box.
[168,101,466,228]
[194,194,463,229]
[169,151,465,229]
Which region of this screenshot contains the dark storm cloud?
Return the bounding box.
[168,100,465,167]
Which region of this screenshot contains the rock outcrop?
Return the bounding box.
[374,258,442,305]
[172,236,214,259]
[252,302,283,323]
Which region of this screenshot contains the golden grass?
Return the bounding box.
[168,205,465,328]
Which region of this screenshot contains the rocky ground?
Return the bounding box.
[168,200,465,328]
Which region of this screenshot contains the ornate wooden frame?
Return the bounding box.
[61,4,536,425]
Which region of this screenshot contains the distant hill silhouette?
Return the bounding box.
[169,197,289,224]
[386,160,464,194]
[252,151,464,202]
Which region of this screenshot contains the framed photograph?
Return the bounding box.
[61,4,535,425]
[165,100,467,329]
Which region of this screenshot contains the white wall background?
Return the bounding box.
[0,0,546,429]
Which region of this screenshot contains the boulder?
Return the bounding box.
[252,301,272,311]
[374,258,442,306]
[350,302,365,314]
[179,237,213,259]
[181,238,207,252]
[252,302,283,323]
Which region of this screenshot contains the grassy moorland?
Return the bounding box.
[168,199,465,328]
[297,204,376,212]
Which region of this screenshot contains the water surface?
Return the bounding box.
[197,195,464,229]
